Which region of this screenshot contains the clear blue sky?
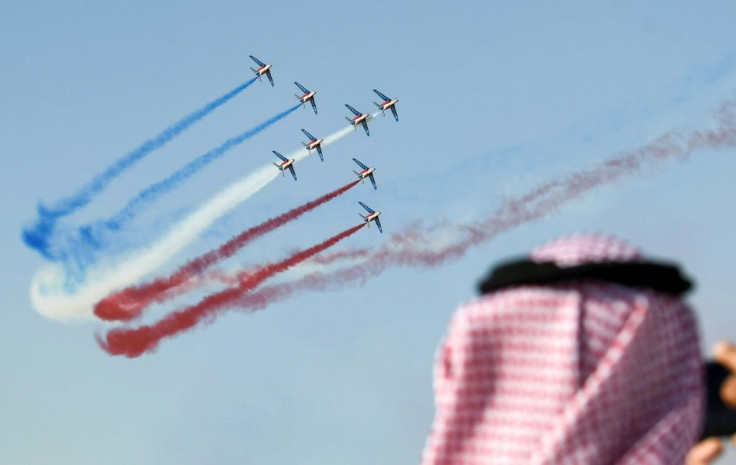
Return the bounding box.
[2,1,736,463]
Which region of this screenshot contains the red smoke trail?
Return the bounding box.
[94,180,361,322]
[354,103,736,269]
[310,247,371,265]
[199,101,736,314]
[97,224,366,357]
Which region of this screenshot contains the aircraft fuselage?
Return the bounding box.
[379,98,398,110]
[299,91,316,103]
[255,64,272,76]
[306,139,323,151]
[357,167,375,179]
[365,211,381,223]
[351,114,368,125]
[277,159,294,170]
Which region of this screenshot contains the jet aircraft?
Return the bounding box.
[352,158,377,190]
[344,104,371,136]
[272,151,296,180]
[294,82,318,114]
[358,201,383,233]
[249,55,274,86]
[301,129,324,161]
[373,89,399,121]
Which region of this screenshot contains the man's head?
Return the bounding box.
[422,234,703,465]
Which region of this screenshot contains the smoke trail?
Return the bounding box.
[30,164,278,321]
[98,224,366,357]
[102,104,302,230]
[95,179,361,321]
[47,104,302,272]
[31,118,372,321]
[22,78,258,260]
[191,101,736,316]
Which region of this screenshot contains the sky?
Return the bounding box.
[1,1,736,463]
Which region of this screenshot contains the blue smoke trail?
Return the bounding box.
[22,77,258,259]
[102,104,301,230]
[53,103,302,273]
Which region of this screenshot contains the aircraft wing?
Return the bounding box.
[294,81,309,93]
[266,70,274,87]
[310,99,317,115]
[359,201,375,213]
[288,165,297,181]
[352,158,369,170]
[361,120,370,136]
[373,89,390,101]
[368,173,377,190]
[374,217,383,233]
[250,55,265,66]
[317,146,324,162]
[301,129,315,140]
[272,150,287,162]
[390,106,399,121]
[345,104,361,116]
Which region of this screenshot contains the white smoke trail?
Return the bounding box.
[291,113,376,162]
[30,118,376,321]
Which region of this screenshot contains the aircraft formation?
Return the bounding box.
[252,54,399,234]
[28,51,735,357]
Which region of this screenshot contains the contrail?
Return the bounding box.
[30,117,378,322]
[97,224,366,357]
[94,179,361,321]
[177,101,736,318]
[22,78,258,260]
[51,104,302,272]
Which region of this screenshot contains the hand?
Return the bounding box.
[686,342,736,465]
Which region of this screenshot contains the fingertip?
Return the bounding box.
[714,341,736,359]
[687,438,724,464]
[714,341,736,372]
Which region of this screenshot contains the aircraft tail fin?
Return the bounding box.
[301,141,308,148]
[374,103,385,116]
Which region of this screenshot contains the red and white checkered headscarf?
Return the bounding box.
[421,235,703,465]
